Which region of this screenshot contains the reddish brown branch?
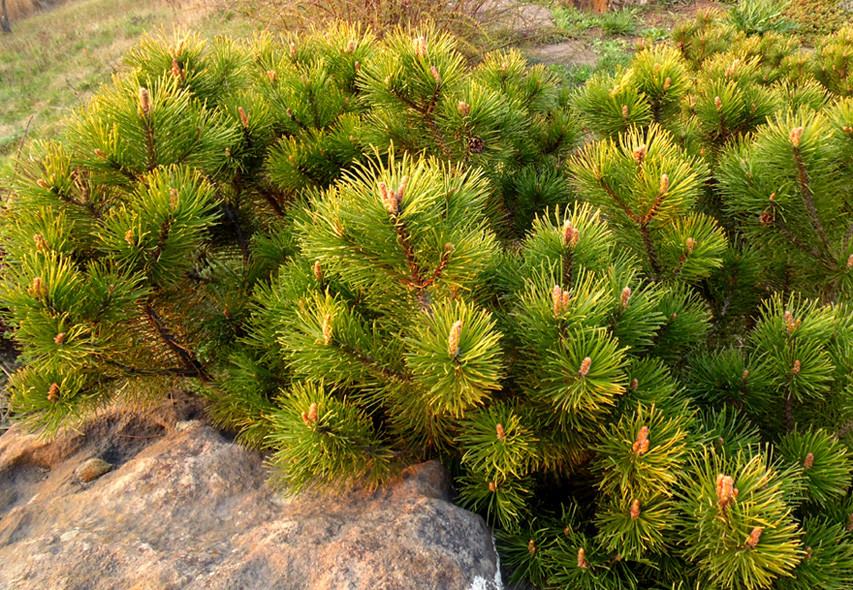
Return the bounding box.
[793,147,833,257]
[643,191,666,224]
[598,178,641,223]
[391,217,424,287]
[143,120,156,172]
[421,246,453,289]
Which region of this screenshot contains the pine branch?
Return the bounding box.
[103,358,203,378]
[98,153,140,182]
[143,117,156,172]
[425,118,451,159]
[837,419,853,440]
[150,217,172,262]
[337,342,413,384]
[223,201,250,262]
[792,146,834,259]
[143,302,210,382]
[643,190,666,224]
[71,170,110,219]
[43,181,96,216]
[174,126,204,166]
[773,216,835,267]
[421,244,452,289]
[258,185,287,218]
[341,231,418,288]
[306,85,322,129]
[562,251,574,287]
[598,178,641,223]
[184,271,220,284]
[387,86,451,159]
[595,177,663,274]
[640,223,663,276]
[392,216,425,286]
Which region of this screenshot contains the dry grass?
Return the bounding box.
[5,0,68,21]
[249,0,488,33]
[240,0,545,56]
[0,0,549,163]
[0,0,255,164]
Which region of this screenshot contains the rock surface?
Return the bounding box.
[525,40,599,67]
[0,402,502,590]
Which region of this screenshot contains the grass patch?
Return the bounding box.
[548,37,633,88]
[785,0,850,37]
[551,5,598,32]
[0,0,256,167]
[552,6,640,36]
[597,7,639,35]
[4,0,70,22]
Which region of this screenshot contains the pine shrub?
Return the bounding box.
[3,8,853,590]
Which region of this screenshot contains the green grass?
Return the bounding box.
[551,5,599,32]
[547,36,634,88]
[0,0,256,169]
[552,6,641,36]
[597,8,639,36]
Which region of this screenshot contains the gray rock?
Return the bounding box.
[525,40,599,67]
[74,458,112,483]
[0,403,502,590]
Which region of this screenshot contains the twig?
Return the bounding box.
[104,358,204,378]
[391,217,424,287]
[562,250,574,288]
[150,218,172,262]
[258,186,287,218]
[14,115,34,169]
[388,87,451,159]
